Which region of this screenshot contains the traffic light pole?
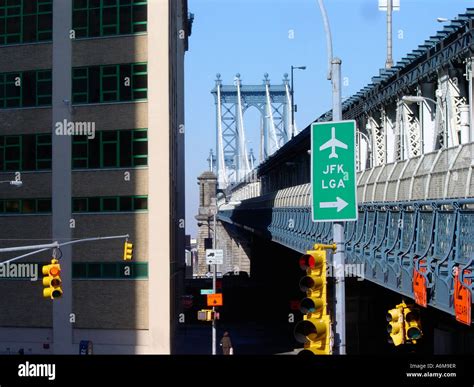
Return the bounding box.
[318,0,346,355]
[0,235,130,266]
[212,211,217,355]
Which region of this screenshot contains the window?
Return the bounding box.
[0,134,52,171]
[0,69,52,108]
[101,130,118,166]
[72,135,88,168]
[72,63,147,104]
[132,129,147,166]
[36,133,51,169]
[72,0,147,39]
[72,195,148,213]
[0,196,147,215]
[0,198,51,214]
[4,135,21,170]
[133,196,147,210]
[0,0,52,46]
[72,129,148,169]
[72,262,148,279]
[37,198,51,212]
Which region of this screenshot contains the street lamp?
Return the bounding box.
[0,180,23,187]
[210,194,240,355]
[317,0,346,355]
[436,17,449,23]
[290,65,307,138]
[402,95,446,148]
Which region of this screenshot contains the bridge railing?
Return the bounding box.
[228,142,474,205]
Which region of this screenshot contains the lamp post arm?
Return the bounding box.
[317,0,333,80]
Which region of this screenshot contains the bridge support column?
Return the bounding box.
[368,113,385,167]
[419,82,436,153]
[401,101,422,159]
[195,172,217,277]
[384,106,396,163]
[469,57,474,142]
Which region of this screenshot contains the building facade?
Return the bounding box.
[0,0,189,354]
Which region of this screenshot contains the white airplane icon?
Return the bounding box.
[319,127,348,158]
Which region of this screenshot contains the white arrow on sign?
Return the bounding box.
[319,197,348,212]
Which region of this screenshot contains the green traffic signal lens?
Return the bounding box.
[407,327,422,340]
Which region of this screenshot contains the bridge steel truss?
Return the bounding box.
[211,73,291,187]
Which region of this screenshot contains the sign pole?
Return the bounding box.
[331,58,346,355]
[212,210,217,355]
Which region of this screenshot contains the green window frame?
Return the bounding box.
[35,133,51,169]
[72,262,148,279]
[72,63,147,104]
[0,72,21,108]
[101,64,118,102]
[0,133,52,171]
[72,0,147,39]
[0,69,52,108]
[71,67,88,104]
[4,135,21,171]
[0,0,52,46]
[132,128,147,166]
[72,195,148,213]
[72,134,88,168]
[100,130,119,166]
[36,70,52,105]
[72,129,148,169]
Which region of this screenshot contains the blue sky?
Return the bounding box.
[185,0,471,237]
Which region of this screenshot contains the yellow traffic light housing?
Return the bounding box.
[386,306,404,346]
[123,240,133,261]
[295,314,331,355]
[295,245,334,355]
[387,302,422,346]
[197,309,214,321]
[42,259,62,300]
[403,306,422,343]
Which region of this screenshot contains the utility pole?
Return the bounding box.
[317,0,346,355]
[385,0,393,69]
[290,65,306,138]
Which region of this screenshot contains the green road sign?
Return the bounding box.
[311,120,357,222]
[200,289,214,295]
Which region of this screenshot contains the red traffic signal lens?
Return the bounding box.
[299,254,315,270]
[49,267,60,276]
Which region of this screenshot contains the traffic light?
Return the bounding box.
[386,305,404,346]
[294,245,332,355]
[386,302,423,346]
[403,305,422,343]
[42,259,62,299]
[197,309,214,321]
[123,240,133,261]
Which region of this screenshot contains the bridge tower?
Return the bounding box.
[212,73,292,188]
